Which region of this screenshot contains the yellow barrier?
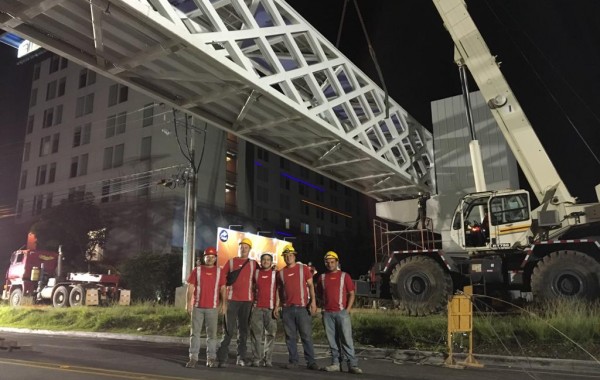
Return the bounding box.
[445,286,483,368]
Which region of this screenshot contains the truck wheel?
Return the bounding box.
[69,285,86,307]
[9,289,23,307]
[52,286,70,308]
[389,255,453,316]
[531,250,600,301]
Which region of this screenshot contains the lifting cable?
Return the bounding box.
[336,0,390,118]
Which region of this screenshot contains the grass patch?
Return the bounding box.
[0,299,599,360]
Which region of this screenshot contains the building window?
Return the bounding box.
[78,69,96,88]
[48,163,56,183]
[39,136,51,157]
[280,176,290,190]
[108,84,128,106]
[27,115,34,134]
[75,93,94,117]
[316,226,322,235]
[300,222,310,234]
[73,123,92,147]
[106,112,127,137]
[23,142,31,162]
[33,63,40,80]
[103,144,124,169]
[35,165,47,186]
[316,208,324,220]
[101,179,122,202]
[140,136,152,161]
[46,80,57,100]
[49,55,60,73]
[70,154,88,177]
[330,213,338,224]
[30,88,37,107]
[68,186,86,202]
[32,195,44,216]
[58,77,66,97]
[316,191,323,202]
[101,181,110,203]
[257,147,269,162]
[51,133,60,153]
[19,170,27,190]
[43,108,53,128]
[60,57,68,69]
[142,103,154,127]
[285,217,290,229]
[280,157,290,170]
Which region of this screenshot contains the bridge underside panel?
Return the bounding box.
[0,0,435,200]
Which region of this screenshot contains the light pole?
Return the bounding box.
[181,129,196,284]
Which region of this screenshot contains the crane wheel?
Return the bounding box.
[389,255,453,316]
[531,250,600,301]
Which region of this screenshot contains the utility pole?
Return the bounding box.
[181,131,196,285]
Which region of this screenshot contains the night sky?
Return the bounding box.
[0,0,599,211]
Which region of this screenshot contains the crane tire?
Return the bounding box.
[389,255,453,316]
[52,285,70,308]
[531,250,600,301]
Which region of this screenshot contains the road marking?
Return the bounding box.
[0,357,195,379]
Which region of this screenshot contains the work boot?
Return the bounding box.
[263,361,273,367]
[250,360,261,367]
[236,358,246,367]
[323,363,341,372]
[185,358,198,368]
[307,362,320,370]
[206,359,217,368]
[349,366,363,374]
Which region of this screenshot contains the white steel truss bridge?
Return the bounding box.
[0,0,435,200]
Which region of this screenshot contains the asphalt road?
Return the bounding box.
[0,331,598,380]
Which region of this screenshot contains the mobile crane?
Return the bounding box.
[361,0,600,315]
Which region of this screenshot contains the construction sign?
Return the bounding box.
[215,228,289,270]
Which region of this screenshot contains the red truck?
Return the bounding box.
[2,233,130,307]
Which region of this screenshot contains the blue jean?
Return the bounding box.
[217,300,252,363]
[323,309,358,367]
[281,306,316,366]
[189,307,218,360]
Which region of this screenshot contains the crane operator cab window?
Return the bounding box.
[452,195,489,248]
[489,193,530,225]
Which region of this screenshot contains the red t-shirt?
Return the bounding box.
[221,257,257,301]
[254,268,277,309]
[317,271,355,312]
[186,265,222,308]
[277,263,312,307]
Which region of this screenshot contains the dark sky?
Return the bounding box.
[0,0,599,208]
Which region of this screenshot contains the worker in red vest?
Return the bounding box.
[316,251,363,374]
[185,246,224,369]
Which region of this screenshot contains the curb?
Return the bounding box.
[1,327,598,374]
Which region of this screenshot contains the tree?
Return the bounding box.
[30,192,106,271]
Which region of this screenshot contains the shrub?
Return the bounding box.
[120,253,182,303]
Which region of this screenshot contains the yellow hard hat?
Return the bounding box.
[240,238,252,248]
[324,251,339,260]
[281,244,297,255]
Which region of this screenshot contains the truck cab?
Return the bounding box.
[450,189,532,251]
[3,249,59,305]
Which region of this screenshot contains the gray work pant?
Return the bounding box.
[189,307,218,360]
[217,300,252,363]
[250,307,277,364]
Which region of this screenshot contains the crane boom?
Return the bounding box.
[432,0,576,206]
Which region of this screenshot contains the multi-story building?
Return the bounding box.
[16,52,375,274]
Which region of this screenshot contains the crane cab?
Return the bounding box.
[450,189,532,251]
